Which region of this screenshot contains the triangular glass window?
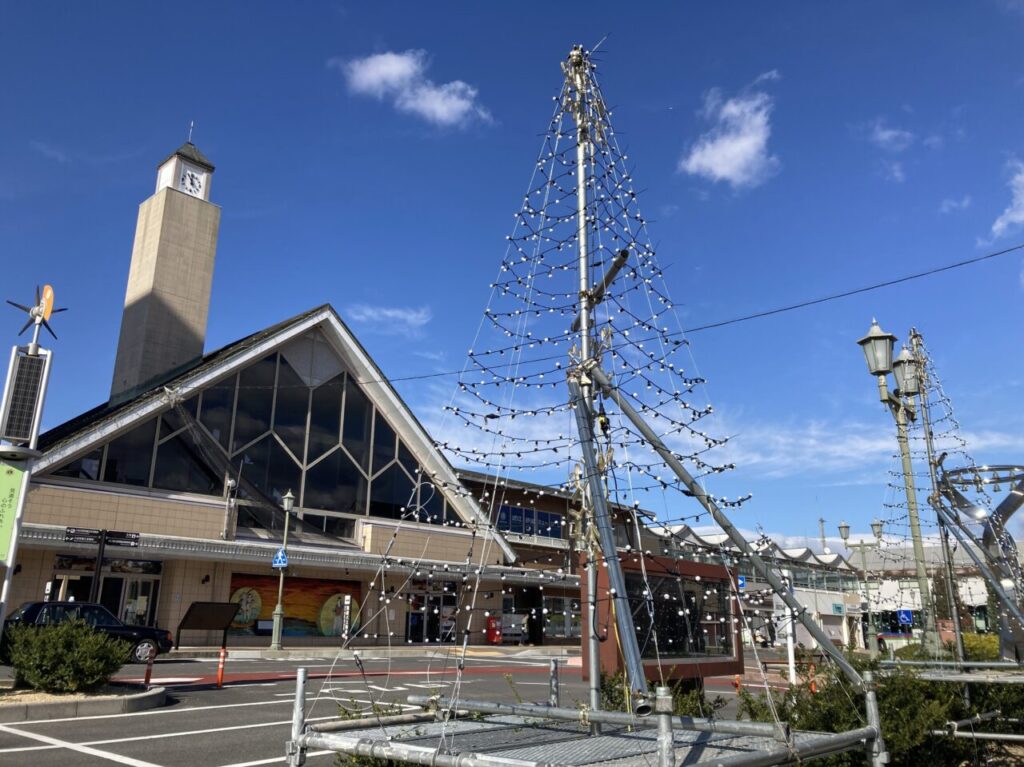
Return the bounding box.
[152,433,221,495]
[103,419,157,486]
[232,355,276,451]
[274,354,308,461]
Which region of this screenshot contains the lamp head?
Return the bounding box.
[856,319,897,377]
[838,520,850,542]
[871,519,884,540]
[891,345,920,396]
[282,489,295,513]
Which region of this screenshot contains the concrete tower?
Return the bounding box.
[110,143,220,402]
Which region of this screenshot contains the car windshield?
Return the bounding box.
[5,602,34,621]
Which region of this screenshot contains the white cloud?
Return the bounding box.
[679,73,780,189]
[939,195,971,214]
[331,50,491,128]
[867,119,915,152]
[30,140,70,164]
[923,134,945,150]
[881,160,905,183]
[346,304,433,335]
[991,160,1024,239]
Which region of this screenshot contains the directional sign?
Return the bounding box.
[64,527,102,544]
[272,548,288,569]
[897,609,913,626]
[105,530,140,548]
[736,575,746,590]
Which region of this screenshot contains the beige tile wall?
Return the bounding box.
[27,484,224,540]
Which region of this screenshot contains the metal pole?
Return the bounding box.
[549,659,560,707]
[569,381,650,715]
[863,670,889,767]
[655,687,674,767]
[270,507,291,651]
[911,332,968,668]
[781,570,797,686]
[300,731,559,767]
[286,667,307,767]
[88,530,107,604]
[889,385,940,654]
[407,695,785,737]
[858,544,880,659]
[566,45,603,726]
[588,364,864,686]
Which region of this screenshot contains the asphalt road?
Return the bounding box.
[0,650,781,766]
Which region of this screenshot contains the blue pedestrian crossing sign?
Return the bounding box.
[737,575,746,590]
[897,609,913,625]
[272,548,288,569]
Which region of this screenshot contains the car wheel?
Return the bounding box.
[132,639,158,664]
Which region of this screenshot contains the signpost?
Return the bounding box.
[66,528,142,602]
[897,609,913,627]
[736,575,746,590]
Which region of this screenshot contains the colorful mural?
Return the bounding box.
[228,573,361,637]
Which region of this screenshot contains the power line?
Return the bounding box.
[372,241,1023,386]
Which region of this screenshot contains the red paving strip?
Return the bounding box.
[115,664,553,687]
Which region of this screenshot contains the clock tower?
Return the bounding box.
[110,142,220,401]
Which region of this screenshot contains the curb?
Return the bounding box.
[171,646,581,661]
[0,685,166,723]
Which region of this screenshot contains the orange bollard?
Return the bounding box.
[216,646,227,688]
[808,662,818,694]
[732,674,742,692]
[143,645,156,690]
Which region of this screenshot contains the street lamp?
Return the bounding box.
[857,320,940,654]
[269,490,295,651]
[839,519,884,658]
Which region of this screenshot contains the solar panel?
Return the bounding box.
[1,352,45,444]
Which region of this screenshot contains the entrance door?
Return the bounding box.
[122,577,160,627]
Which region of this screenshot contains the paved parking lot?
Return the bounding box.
[0,649,786,766]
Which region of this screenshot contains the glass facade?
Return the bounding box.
[496,504,563,539]
[49,331,452,530]
[626,572,733,658]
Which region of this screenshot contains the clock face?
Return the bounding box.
[180,166,204,197]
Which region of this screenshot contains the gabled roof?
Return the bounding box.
[35,304,516,562]
[160,142,215,172]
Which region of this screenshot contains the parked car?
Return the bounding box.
[1,601,174,664]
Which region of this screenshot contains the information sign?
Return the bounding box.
[106,530,140,548]
[272,548,288,569]
[64,527,102,545]
[0,462,26,563]
[897,609,913,625]
[736,575,746,590]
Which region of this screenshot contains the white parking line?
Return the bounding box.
[222,749,335,766]
[0,724,164,766]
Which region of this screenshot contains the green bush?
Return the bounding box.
[599,670,726,718]
[8,619,131,693]
[737,654,974,766]
[962,632,1000,661]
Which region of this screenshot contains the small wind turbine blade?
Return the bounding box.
[34,285,40,305]
[18,319,32,336]
[51,307,68,314]
[6,300,31,313]
[42,319,58,340]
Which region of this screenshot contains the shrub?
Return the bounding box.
[599,670,726,718]
[962,632,1000,661]
[8,619,131,693]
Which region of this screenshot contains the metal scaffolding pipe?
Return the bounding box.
[309,712,441,733]
[569,378,650,715]
[930,730,1024,743]
[881,659,1023,669]
[301,731,564,767]
[940,710,1002,734]
[587,364,863,687]
[406,695,785,738]
[694,726,879,767]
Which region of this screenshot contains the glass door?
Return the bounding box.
[121,577,160,627]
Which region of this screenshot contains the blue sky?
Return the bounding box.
[2,3,1023,548]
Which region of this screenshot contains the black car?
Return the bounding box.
[2,601,174,664]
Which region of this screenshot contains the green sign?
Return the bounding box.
[0,461,26,564]
[832,603,844,616]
